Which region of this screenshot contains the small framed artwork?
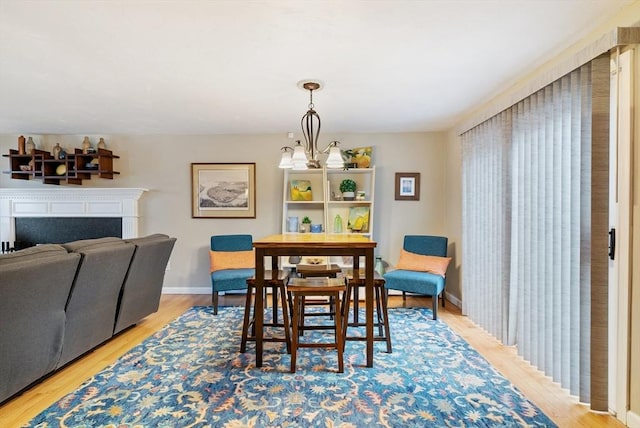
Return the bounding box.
[191,163,256,218]
[395,172,420,201]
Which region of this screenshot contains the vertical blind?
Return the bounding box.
[462,111,512,344]
[461,57,609,409]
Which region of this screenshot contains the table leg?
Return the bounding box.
[255,248,264,367]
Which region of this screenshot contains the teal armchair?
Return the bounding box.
[383,235,449,320]
[210,234,254,315]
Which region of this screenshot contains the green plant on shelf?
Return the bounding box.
[339,179,356,193]
[302,216,312,224]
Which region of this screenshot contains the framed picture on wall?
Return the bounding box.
[191,163,256,218]
[395,172,420,201]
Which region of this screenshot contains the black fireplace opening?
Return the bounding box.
[13,217,123,250]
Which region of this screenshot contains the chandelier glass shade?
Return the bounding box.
[278,81,344,170]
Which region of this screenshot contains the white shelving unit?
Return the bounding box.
[325,167,375,236]
[281,166,376,267]
[281,168,326,233]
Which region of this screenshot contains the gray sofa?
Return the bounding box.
[0,233,176,404]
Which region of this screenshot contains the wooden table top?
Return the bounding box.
[254,233,376,248]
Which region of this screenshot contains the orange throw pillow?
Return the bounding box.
[210,250,255,273]
[395,249,451,277]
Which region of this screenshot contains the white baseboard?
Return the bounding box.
[628,410,640,428]
[162,287,463,310]
[162,287,209,294]
[445,291,462,309]
[162,287,249,295]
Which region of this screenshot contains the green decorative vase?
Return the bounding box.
[333,215,343,233]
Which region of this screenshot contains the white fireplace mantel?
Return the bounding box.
[0,188,148,242]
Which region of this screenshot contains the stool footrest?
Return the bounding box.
[296,342,340,349]
[345,336,389,342]
[298,325,337,330]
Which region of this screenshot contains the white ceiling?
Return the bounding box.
[0,0,633,136]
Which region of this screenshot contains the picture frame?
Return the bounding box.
[191,163,256,218]
[395,172,420,201]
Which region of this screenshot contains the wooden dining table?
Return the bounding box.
[253,233,377,368]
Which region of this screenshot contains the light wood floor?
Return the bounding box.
[0,294,623,428]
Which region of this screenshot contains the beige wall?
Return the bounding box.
[0,132,456,295]
[443,129,462,304]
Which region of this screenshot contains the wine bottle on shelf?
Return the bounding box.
[26,137,35,154]
[52,143,62,159]
[18,135,26,154]
[82,136,91,154]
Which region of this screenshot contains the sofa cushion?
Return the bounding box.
[57,240,136,368]
[210,250,255,273]
[0,244,67,266]
[383,269,446,296]
[395,249,451,277]
[126,233,170,244]
[0,251,81,403]
[211,268,254,292]
[61,236,123,252]
[114,235,176,334]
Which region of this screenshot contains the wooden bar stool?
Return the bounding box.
[242,270,291,353]
[342,269,392,353]
[292,263,342,322]
[295,263,342,278]
[288,277,346,373]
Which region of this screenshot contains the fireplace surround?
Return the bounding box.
[0,188,147,246]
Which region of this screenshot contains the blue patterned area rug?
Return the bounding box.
[26,306,556,427]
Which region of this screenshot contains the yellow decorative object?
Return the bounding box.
[351,146,372,168]
[290,180,312,201]
[210,249,255,273]
[348,206,370,232]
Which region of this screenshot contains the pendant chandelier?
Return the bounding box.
[279,81,344,170]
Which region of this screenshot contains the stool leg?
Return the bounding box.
[272,285,279,324]
[263,287,270,321]
[290,294,301,373]
[299,296,305,336]
[342,282,353,347]
[240,285,253,353]
[344,282,353,319]
[278,284,291,353]
[353,285,359,324]
[329,296,335,320]
[375,285,384,337]
[287,291,294,323]
[334,291,344,373]
[381,288,392,353]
